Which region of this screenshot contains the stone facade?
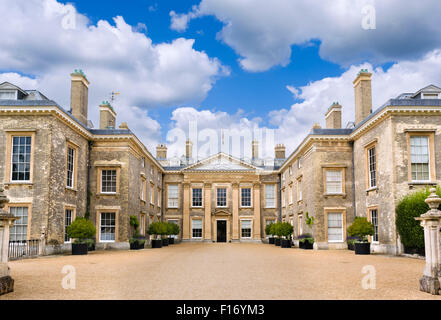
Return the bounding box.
[0,71,440,255]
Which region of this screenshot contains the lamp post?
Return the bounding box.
[415,188,441,295]
[0,184,18,295]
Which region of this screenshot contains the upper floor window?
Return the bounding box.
[410,136,430,181]
[66,146,76,188]
[326,170,343,194]
[289,185,293,204]
[241,188,252,207]
[297,179,303,201]
[11,136,32,182]
[298,157,302,169]
[140,178,146,201]
[157,188,161,207]
[168,185,179,208]
[265,184,276,208]
[367,146,377,188]
[141,157,145,168]
[0,90,17,100]
[216,188,227,207]
[150,183,155,204]
[192,188,203,207]
[281,189,285,207]
[289,165,293,176]
[101,170,117,193]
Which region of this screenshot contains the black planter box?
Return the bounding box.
[72,243,88,255]
[348,243,355,251]
[168,237,175,245]
[355,242,371,255]
[268,237,275,244]
[275,238,281,246]
[87,243,95,252]
[299,241,304,249]
[151,239,162,248]
[162,238,169,246]
[302,241,314,250]
[281,239,292,248]
[130,240,145,250]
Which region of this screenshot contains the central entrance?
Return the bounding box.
[217,220,227,242]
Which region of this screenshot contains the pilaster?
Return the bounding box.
[182,183,190,240]
[253,182,261,239]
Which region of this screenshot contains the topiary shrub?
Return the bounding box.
[265,223,274,237]
[347,217,374,242]
[396,186,441,254]
[67,217,96,244]
[280,222,294,240]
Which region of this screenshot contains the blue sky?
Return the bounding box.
[1,0,441,158]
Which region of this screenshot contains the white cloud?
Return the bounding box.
[0,0,228,149]
[173,0,441,72]
[271,50,441,154]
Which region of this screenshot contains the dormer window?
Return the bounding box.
[422,93,440,99]
[0,90,17,100]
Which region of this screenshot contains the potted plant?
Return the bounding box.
[273,222,282,246]
[347,217,375,255]
[129,215,145,250]
[297,234,314,249]
[265,223,275,244]
[280,222,294,248]
[85,238,95,251]
[346,236,359,251]
[159,222,169,246]
[67,217,96,255]
[148,222,162,248]
[168,223,180,244]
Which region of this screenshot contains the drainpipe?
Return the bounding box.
[350,141,356,217]
[86,141,93,219]
[278,173,282,222]
[161,172,164,221]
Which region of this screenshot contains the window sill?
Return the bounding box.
[408,181,437,187]
[65,187,77,192]
[366,187,378,194]
[4,182,33,189]
[191,206,204,209]
[324,193,346,198]
[97,193,119,197]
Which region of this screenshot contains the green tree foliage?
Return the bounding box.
[279,222,294,239]
[347,217,375,242]
[67,217,96,243]
[396,186,441,250]
[265,223,274,236]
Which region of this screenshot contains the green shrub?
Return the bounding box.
[280,222,294,239]
[130,215,140,238]
[148,222,160,239]
[396,186,441,250]
[347,217,375,242]
[67,217,96,244]
[170,223,180,236]
[265,223,274,237]
[273,222,283,238]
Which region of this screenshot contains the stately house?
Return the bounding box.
[0,70,440,254]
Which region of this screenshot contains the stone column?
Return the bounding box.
[0,184,18,295]
[182,183,190,240]
[253,182,261,240]
[232,183,239,241]
[415,188,441,295]
[204,183,212,241]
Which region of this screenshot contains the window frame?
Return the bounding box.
[216,187,228,208]
[324,168,344,195]
[191,219,203,239]
[297,177,303,202]
[64,206,76,243]
[240,187,253,208]
[368,206,379,244]
[240,219,253,239]
[406,132,435,183]
[191,187,203,208]
[97,210,118,243]
[65,141,79,190]
[365,142,377,189]
[97,167,120,195]
[298,213,303,236]
[6,203,32,241]
[167,184,179,208]
[264,184,276,208]
[324,208,346,243]
[140,176,146,201]
[6,131,35,183]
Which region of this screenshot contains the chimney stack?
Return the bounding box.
[252,140,259,159]
[186,139,193,159]
[70,69,89,126]
[156,144,167,160]
[325,102,342,129]
[99,101,116,129]
[353,69,372,125]
[274,144,286,160]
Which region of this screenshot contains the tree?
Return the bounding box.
[347,217,375,242]
[67,217,96,244]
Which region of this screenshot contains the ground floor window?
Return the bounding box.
[370,209,379,243]
[9,207,28,241]
[298,214,303,236]
[100,212,116,242]
[65,209,73,243]
[327,212,343,242]
[241,220,252,238]
[140,214,146,235]
[192,219,202,238]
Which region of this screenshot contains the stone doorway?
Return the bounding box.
[216,220,227,242]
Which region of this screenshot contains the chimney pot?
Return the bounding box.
[70,70,89,126]
[325,103,342,129]
[99,102,116,130]
[353,69,372,125]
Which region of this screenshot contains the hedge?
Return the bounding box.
[395,186,441,250]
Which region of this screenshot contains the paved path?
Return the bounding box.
[1,243,440,300]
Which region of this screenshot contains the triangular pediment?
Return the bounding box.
[213,209,231,216]
[412,85,441,97]
[0,82,27,95]
[183,153,258,172]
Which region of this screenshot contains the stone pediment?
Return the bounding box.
[183,153,257,172]
[213,209,231,216]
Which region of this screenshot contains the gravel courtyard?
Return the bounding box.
[1,242,439,300]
